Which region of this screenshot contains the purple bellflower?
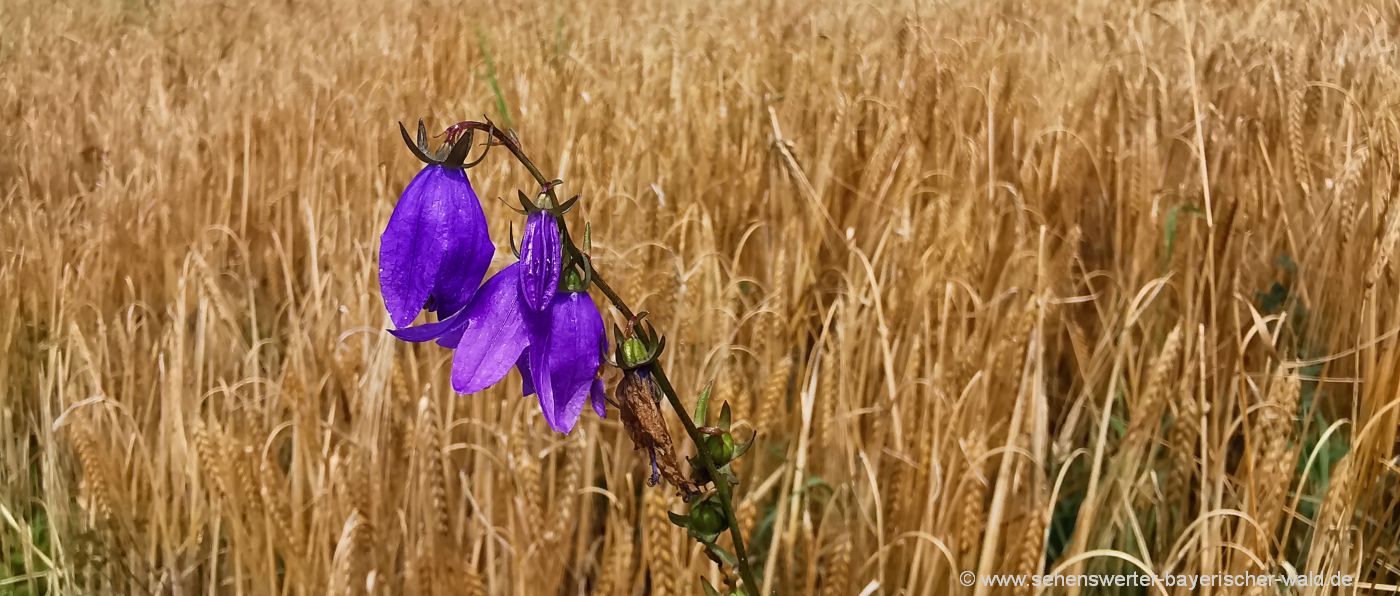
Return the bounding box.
[391,213,607,434]
[379,165,493,327]
[519,211,561,312]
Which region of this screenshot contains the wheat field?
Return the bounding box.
[4,0,1400,593]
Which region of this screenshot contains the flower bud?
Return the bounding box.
[704,433,735,466]
[519,211,561,312]
[689,498,728,538]
[562,266,585,292]
[620,336,650,369]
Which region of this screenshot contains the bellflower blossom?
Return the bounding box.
[379,165,493,327]
[390,209,606,434]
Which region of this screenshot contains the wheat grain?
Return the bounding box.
[260,457,304,566]
[67,421,113,522]
[1166,386,1202,529]
[757,356,793,438]
[1251,373,1300,557]
[960,440,988,567]
[1014,503,1048,584]
[1124,325,1182,451]
[1287,57,1311,195]
[595,518,635,596]
[819,536,851,596]
[192,421,233,505]
[644,488,677,596]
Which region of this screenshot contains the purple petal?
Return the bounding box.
[530,291,605,433]
[380,166,454,327]
[591,377,606,419]
[428,170,494,316]
[518,211,561,312]
[449,264,530,394]
[389,310,467,343]
[517,352,536,397]
[526,309,557,430]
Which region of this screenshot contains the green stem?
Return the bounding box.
[648,363,762,593]
[448,120,762,593]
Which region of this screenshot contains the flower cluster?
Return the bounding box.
[378,122,606,434]
[378,119,762,594]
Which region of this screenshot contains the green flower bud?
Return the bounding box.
[690,499,727,538]
[704,433,735,466]
[620,336,650,368]
[562,266,586,292]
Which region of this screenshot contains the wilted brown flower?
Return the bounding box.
[618,368,698,496]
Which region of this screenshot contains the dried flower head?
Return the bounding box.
[618,367,696,495]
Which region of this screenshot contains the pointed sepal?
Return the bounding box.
[399,121,436,164]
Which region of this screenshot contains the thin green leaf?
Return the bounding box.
[701,579,722,596]
[694,379,714,424]
[476,30,513,130]
[706,543,738,568]
[1163,203,1182,264]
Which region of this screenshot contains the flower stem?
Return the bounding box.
[447,120,762,593]
[647,363,762,593]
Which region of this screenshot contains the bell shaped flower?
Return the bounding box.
[522,290,608,432]
[390,262,607,434]
[379,165,493,327]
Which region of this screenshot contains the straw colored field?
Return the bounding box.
[3,0,1399,593]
